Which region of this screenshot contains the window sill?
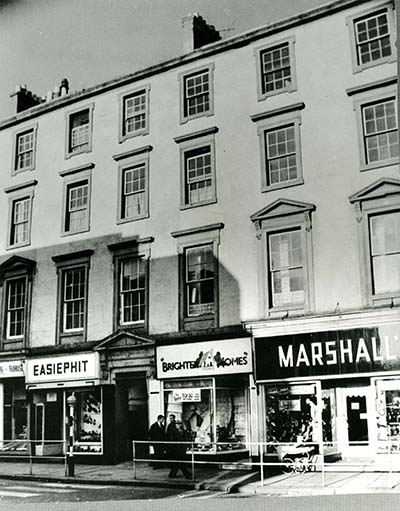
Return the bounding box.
[353,55,397,74]
[371,293,400,308]
[12,166,35,175]
[257,85,297,102]
[180,111,214,125]
[262,177,304,193]
[118,129,149,144]
[117,213,149,225]
[6,241,31,250]
[61,227,90,237]
[180,198,217,210]
[65,147,92,160]
[268,304,305,319]
[360,158,399,172]
[182,314,216,331]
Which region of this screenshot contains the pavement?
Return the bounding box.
[0,457,400,497]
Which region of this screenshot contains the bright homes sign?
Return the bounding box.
[255,324,400,381]
[156,338,252,379]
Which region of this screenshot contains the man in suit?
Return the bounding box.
[166,418,191,479]
[148,414,166,469]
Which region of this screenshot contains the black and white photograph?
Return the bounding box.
[0,0,398,509]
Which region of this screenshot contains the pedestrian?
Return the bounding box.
[148,414,166,469]
[166,418,191,479]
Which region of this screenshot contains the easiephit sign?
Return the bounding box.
[255,324,400,381]
[156,338,252,379]
[26,352,100,384]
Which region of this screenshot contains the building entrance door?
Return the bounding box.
[342,387,372,456]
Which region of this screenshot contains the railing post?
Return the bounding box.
[29,442,33,476]
[64,440,68,477]
[321,442,325,488]
[191,442,195,481]
[260,443,264,487]
[132,441,137,480]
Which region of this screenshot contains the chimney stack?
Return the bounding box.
[182,13,221,53]
[10,85,43,113]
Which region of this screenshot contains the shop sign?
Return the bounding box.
[255,324,400,381]
[26,352,100,384]
[172,388,201,402]
[156,338,252,379]
[0,360,24,378]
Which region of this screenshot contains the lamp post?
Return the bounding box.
[66,392,77,477]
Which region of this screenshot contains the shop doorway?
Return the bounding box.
[342,387,372,456]
[115,374,148,461]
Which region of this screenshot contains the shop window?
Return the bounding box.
[68,389,102,454]
[349,177,400,307]
[52,250,93,344]
[251,198,315,317]
[1,382,27,451]
[164,377,248,453]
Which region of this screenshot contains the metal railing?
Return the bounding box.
[132,439,400,487]
[0,439,68,476]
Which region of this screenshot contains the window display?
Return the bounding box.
[265,384,319,452]
[164,377,248,453]
[69,388,102,454]
[1,382,27,452]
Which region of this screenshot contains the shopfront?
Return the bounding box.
[156,337,252,454]
[254,319,400,459]
[25,352,108,457]
[0,359,26,453]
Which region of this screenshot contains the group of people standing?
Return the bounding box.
[148,414,191,479]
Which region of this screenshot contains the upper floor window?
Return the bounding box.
[114,145,151,223]
[6,277,26,339]
[369,211,400,295]
[348,4,396,73]
[349,80,398,171]
[268,229,303,307]
[0,255,36,351]
[65,180,89,234]
[174,127,218,209]
[251,103,304,192]
[120,257,147,325]
[65,104,94,158]
[179,64,214,123]
[14,125,37,173]
[10,197,31,247]
[108,237,153,331]
[251,199,315,318]
[119,86,150,142]
[350,178,400,307]
[185,245,215,317]
[5,179,37,250]
[52,250,93,343]
[255,37,296,101]
[362,98,398,165]
[171,222,223,331]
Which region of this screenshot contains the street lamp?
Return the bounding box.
[66,392,77,477]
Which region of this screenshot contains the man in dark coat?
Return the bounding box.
[148,414,166,469]
[166,417,191,479]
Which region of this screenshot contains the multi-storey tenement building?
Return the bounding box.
[0,0,397,463]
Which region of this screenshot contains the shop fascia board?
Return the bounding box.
[245,308,400,337]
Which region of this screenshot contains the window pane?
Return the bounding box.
[16,130,34,170]
[355,11,391,65]
[120,258,146,324]
[124,92,146,134]
[185,148,213,205]
[7,278,26,338]
[186,246,214,316]
[268,231,304,307]
[266,125,298,185]
[261,43,291,94]
[63,268,85,331]
[185,71,210,117]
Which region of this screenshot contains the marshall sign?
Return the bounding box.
[255,324,400,381]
